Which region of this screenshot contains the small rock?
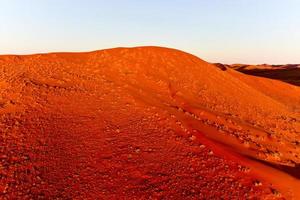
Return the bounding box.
[189,135,196,141]
[253,180,262,186]
[135,148,140,153]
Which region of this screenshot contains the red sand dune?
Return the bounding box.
[227,63,300,87]
[1,46,300,199]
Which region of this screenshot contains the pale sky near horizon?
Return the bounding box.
[0,0,299,64]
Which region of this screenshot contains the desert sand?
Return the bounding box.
[1,46,300,199]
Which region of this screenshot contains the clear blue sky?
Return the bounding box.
[1,0,299,64]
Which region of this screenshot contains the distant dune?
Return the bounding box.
[1,47,300,199]
[228,64,300,87]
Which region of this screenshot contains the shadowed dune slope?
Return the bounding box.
[1,46,300,199]
[230,64,300,86]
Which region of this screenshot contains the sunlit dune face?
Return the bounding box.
[1,47,299,199]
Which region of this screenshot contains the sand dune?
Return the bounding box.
[1,46,299,199]
[228,63,300,87]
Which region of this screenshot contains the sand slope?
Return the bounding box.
[1,47,299,199]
